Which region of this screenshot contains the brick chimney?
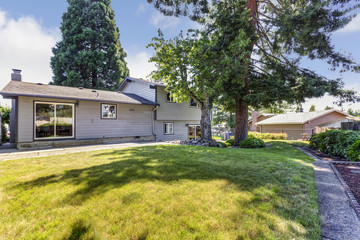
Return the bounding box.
[251,111,259,132]
[11,69,22,81]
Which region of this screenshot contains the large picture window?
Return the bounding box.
[35,102,74,139]
[101,104,117,119]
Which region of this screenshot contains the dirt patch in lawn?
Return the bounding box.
[334,164,360,205]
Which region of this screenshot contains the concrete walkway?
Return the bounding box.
[298,148,360,240]
[0,141,173,161]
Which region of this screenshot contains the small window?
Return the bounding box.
[164,122,174,135]
[166,93,175,102]
[190,98,198,107]
[101,104,117,119]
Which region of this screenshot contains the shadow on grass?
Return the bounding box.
[65,219,93,240]
[16,143,312,206]
[11,142,318,238]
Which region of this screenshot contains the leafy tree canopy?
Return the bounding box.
[148,0,359,145]
[309,105,316,112]
[51,0,129,90]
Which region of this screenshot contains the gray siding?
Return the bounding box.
[17,96,154,143]
[156,87,201,121]
[76,101,153,139]
[155,120,200,141]
[122,81,155,102]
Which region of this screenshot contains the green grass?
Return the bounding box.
[0,142,320,239]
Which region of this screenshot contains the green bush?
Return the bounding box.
[225,138,234,146]
[310,130,360,159]
[217,141,228,148]
[239,138,266,148]
[347,140,360,161]
[248,132,287,140]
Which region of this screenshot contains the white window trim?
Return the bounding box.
[166,92,175,103]
[101,103,117,119]
[190,99,199,108]
[164,122,174,135]
[34,101,75,140]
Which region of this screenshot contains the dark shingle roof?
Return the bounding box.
[0,81,158,106]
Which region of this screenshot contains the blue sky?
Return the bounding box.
[0,0,359,111]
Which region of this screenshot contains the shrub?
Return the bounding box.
[225,138,234,146]
[248,132,287,140]
[309,130,360,158]
[239,138,266,148]
[217,141,228,148]
[347,140,360,162]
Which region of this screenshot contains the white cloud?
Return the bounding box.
[137,3,147,15]
[303,81,360,112]
[0,10,60,106]
[337,15,360,34]
[126,51,156,79]
[150,12,180,30]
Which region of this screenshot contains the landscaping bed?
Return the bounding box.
[334,163,360,206]
[302,147,348,162]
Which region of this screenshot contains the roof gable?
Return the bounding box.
[117,77,166,91]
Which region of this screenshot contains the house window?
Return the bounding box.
[190,98,198,107]
[164,122,174,135]
[188,125,201,140]
[34,102,74,139]
[101,104,117,119]
[166,93,175,102]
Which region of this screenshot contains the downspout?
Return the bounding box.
[152,106,159,141]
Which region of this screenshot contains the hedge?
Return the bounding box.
[309,130,360,160]
[248,132,287,140]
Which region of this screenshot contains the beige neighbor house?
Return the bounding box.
[253,110,350,140]
[0,70,201,149]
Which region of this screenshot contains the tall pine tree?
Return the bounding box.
[51,0,129,90]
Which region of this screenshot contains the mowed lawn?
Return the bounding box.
[0,142,320,239]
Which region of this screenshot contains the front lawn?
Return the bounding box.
[0,142,320,239]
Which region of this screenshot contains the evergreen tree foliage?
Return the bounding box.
[51,0,129,90]
[309,105,316,112]
[324,106,333,110]
[148,0,359,145]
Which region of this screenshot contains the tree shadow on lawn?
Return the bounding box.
[12,143,318,238]
[15,144,313,205]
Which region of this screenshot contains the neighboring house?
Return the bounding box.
[249,111,276,132]
[255,110,349,140]
[0,70,201,149]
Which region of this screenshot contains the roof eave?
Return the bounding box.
[256,122,303,125]
[0,92,158,106]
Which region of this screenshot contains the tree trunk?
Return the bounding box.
[200,104,212,142]
[234,97,248,146]
[233,0,257,146]
[91,71,97,88]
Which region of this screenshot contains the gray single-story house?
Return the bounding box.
[0,70,201,149]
